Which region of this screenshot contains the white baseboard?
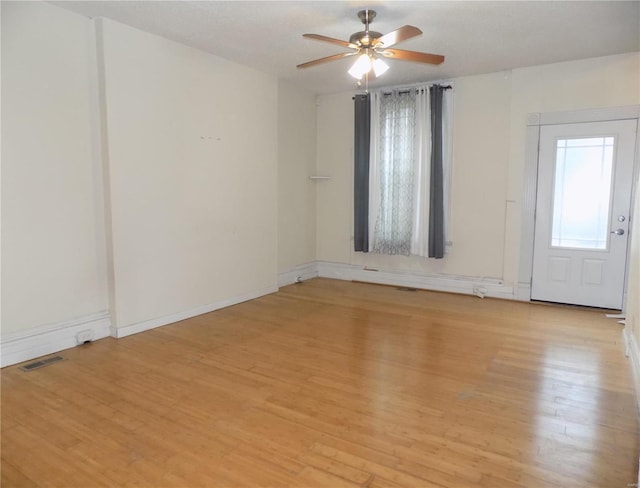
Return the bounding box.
[277,262,319,287]
[1,263,516,368]
[623,325,640,414]
[515,282,532,302]
[316,260,515,299]
[112,285,279,339]
[1,311,111,367]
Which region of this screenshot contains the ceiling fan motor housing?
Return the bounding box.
[349,31,383,47]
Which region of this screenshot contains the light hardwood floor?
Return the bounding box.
[2,278,638,487]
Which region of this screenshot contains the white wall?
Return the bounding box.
[99,19,279,331]
[316,92,354,264]
[316,53,640,294]
[277,81,317,274]
[1,1,109,336]
[1,3,283,363]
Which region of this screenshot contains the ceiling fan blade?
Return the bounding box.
[297,51,358,69]
[303,33,359,50]
[379,48,444,65]
[373,25,422,48]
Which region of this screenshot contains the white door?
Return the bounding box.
[531,119,637,309]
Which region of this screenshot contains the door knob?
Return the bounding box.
[611,228,625,235]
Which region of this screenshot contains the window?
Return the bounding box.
[355,84,452,258]
[551,137,615,250]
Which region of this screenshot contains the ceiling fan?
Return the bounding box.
[297,9,444,80]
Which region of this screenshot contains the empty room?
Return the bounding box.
[2,1,640,486]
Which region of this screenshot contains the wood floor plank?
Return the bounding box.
[2,278,638,487]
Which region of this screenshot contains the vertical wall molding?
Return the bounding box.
[517,122,541,301]
[92,18,119,333]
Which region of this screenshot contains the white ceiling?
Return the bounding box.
[53,1,640,95]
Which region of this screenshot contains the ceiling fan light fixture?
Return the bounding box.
[372,57,389,77]
[348,52,372,79]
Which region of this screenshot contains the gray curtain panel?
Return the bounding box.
[428,85,445,258]
[354,94,370,252]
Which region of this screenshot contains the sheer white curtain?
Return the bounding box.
[368,87,431,257]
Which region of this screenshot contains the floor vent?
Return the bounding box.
[397,287,418,292]
[20,356,65,372]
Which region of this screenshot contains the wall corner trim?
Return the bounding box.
[277,262,319,287]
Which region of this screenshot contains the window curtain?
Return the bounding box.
[369,87,431,256]
[429,85,446,258]
[355,84,452,258]
[353,94,370,252]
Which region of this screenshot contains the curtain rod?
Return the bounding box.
[352,84,452,99]
[383,85,452,95]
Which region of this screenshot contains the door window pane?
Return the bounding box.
[551,137,614,249]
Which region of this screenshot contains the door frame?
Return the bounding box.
[517,105,640,309]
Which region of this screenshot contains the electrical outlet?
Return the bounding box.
[76,330,93,345]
